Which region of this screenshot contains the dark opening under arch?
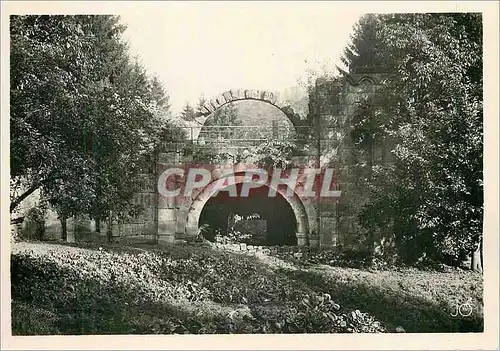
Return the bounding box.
[198,183,297,246]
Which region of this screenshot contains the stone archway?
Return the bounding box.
[194,89,304,129]
[184,173,310,246]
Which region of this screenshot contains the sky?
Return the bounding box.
[119,2,365,114]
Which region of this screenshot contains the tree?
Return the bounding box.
[10,15,97,213]
[181,102,196,121]
[201,102,242,139]
[341,14,389,74]
[195,95,207,116]
[340,13,483,267]
[243,140,298,169]
[10,15,178,239]
[149,76,171,112]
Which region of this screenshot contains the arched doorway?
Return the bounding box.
[199,183,297,246]
[194,89,304,130]
[185,175,310,246]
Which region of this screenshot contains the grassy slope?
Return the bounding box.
[282,265,483,333]
[10,241,483,335]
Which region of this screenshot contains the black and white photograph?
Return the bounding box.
[2,1,499,349]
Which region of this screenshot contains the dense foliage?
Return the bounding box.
[198,102,243,140]
[338,13,483,267]
[11,242,388,334]
[243,140,300,169]
[10,15,180,231]
[11,241,482,334]
[180,102,196,122]
[191,134,300,167]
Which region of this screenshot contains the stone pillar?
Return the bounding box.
[66,217,76,243]
[296,232,308,246]
[309,232,320,248]
[157,206,177,244]
[184,208,200,241]
[185,225,198,240]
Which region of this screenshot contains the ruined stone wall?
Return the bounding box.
[17,80,390,251]
[308,73,388,250]
[12,173,159,244]
[154,149,319,247]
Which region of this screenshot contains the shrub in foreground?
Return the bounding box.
[11,242,386,334]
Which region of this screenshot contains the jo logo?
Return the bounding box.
[450,297,473,317]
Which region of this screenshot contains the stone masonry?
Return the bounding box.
[17,75,387,251]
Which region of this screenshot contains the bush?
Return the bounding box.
[24,206,47,240]
[11,242,388,334]
[266,293,385,333]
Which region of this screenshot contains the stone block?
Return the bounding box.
[175,231,188,241]
[297,233,308,246]
[309,235,320,248]
[120,224,133,236]
[221,90,233,103]
[320,210,335,217]
[239,243,247,251]
[157,195,179,209]
[198,105,211,115]
[215,94,228,106]
[245,89,262,99]
[175,220,186,233]
[157,220,177,235]
[209,98,221,110]
[157,209,176,222]
[261,91,278,104]
[203,101,215,113]
[157,235,176,244]
[141,222,156,235]
[185,225,198,237]
[230,89,245,100]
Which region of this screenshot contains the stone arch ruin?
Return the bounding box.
[31,71,386,250]
[183,170,311,246]
[193,89,305,129]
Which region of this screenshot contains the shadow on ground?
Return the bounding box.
[10,241,483,334]
[280,268,483,333]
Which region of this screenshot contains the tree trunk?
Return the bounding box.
[95,217,100,233]
[368,141,375,257]
[479,236,483,272]
[10,182,42,213]
[106,211,113,243]
[10,175,55,213]
[61,216,67,241]
[470,242,482,272]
